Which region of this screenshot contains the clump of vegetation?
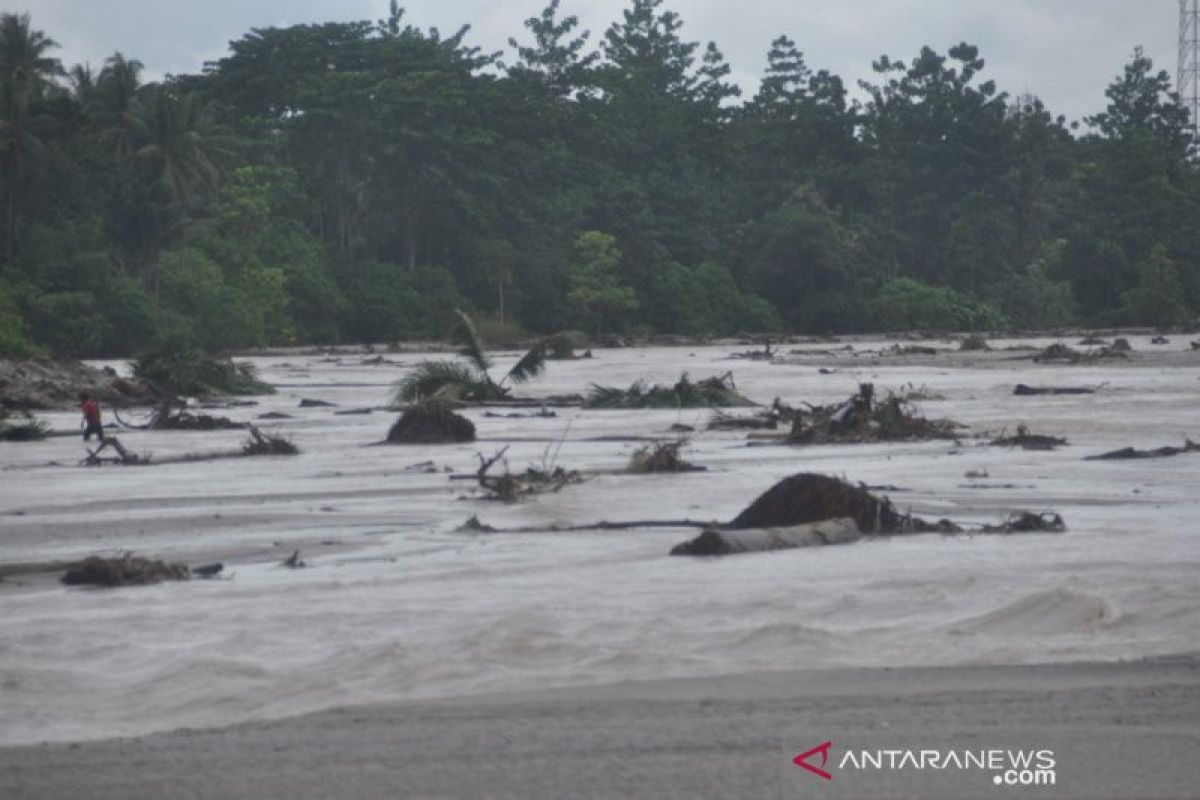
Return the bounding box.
[133,339,274,396]
[242,426,298,455]
[586,372,754,409]
[387,398,476,443]
[959,334,991,351]
[896,382,946,402]
[395,310,546,402]
[628,440,704,473]
[544,330,590,360]
[870,279,1008,332]
[0,408,49,441]
[61,554,190,587]
[788,383,959,444]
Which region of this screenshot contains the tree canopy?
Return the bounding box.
[0,4,1196,358]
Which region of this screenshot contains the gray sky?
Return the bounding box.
[25,0,1179,122]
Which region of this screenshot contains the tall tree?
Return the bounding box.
[0,12,64,262]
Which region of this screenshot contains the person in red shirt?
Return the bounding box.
[80,392,105,442]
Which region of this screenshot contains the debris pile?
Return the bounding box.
[387,399,476,444]
[981,512,1066,533]
[628,440,705,473]
[242,426,298,456]
[727,473,951,534]
[990,424,1068,451]
[586,372,754,409]
[787,383,959,445]
[61,554,190,587]
[668,473,1068,556]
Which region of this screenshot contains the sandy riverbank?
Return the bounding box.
[1,657,1196,799]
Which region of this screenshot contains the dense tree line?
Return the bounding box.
[1,1,1197,358]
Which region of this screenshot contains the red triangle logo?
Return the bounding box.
[793,740,834,781]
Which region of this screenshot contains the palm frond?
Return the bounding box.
[453,309,492,374]
[394,360,481,403]
[505,342,547,385]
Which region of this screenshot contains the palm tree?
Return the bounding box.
[94,52,143,158]
[395,310,548,402]
[121,85,236,289]
[0,12,64,262]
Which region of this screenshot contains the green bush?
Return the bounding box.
[1120,245,1191,326]
[340,261,462,342]
[133,338,274,396]
[871,278,1009,332]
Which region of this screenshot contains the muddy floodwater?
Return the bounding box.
[1,336,1198,745]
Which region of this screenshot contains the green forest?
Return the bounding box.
[1,1,1197,358]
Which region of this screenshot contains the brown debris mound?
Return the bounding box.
[628,440,705,473]
[61,554,190,587]
[387,399,476,443]
[788,383,959,445]
[728,473,953,534]
[0,358,156,411]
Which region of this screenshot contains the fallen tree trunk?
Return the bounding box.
[1085,439,1200,461]
[670,518,860,556]
[1013,384,1097,396]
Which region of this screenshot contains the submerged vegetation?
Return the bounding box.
[586,372,754,409]
[0,408,48,441]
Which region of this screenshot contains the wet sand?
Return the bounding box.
[1,657,1196,799]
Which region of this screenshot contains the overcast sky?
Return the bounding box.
[25,0,1179,122]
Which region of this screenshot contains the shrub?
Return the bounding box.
[870,278,1008,332]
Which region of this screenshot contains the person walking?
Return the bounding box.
[80,392,105,442]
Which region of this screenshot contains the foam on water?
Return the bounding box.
[1,336,1199,744]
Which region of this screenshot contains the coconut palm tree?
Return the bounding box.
[395,310,547,402]
[0,12,64,262]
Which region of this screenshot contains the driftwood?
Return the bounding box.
[81,436,143,466]
[474,446,582,502]
[1013,384,1096,396]
[1085,439,1200,461]
[670,518,860,556]
[990,424,1068,451]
